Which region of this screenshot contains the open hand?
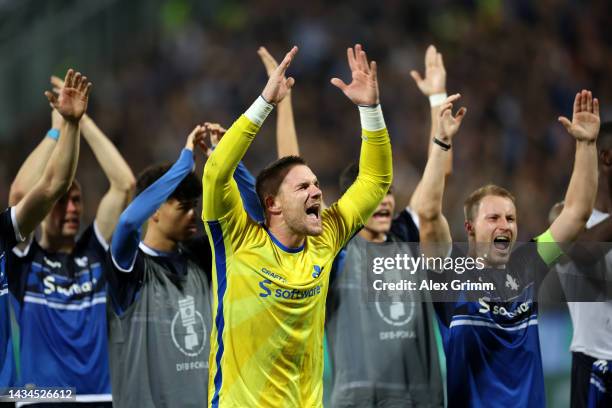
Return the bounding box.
[331,44,379,106]
[44,69,92,123]
[437,94,466,142]
[558,90,600,143]
[410,45,446,96]
[261,46,298,104]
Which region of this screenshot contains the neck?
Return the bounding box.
[39,232,75,254]
[358,227,386,243]
[143,228,179,253]
[267,223,305,249]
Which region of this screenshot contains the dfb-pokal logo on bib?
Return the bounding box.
[171,295,207,357]
[374,289,415,327]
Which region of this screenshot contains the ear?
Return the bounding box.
[464,220,475,237]
[600,149,612,167]
[151,208,161,224]
[265,195,282,216]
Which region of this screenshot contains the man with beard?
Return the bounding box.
[202,44,392,407]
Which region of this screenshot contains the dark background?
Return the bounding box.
[2,1,610,405]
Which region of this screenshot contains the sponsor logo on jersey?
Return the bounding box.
[43,275,97,296]
[258,279,322,300]
[260,267,286,283]
[171,295,207,358]
[478,297,532,319]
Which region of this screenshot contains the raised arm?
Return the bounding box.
[202,46,298,222]
[51,75,136,242]
[9,109,63,206]
[203,122,264,223]
[326,44,392,247]
[410,45,451,176]
[413,94,466,257]
[14,69,91,236]
[257,46,300,157]
[550,90,600,243]
[111,126,205,271]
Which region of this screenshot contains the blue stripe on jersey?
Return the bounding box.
[208,220,228,408]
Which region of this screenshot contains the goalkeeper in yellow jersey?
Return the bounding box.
[202,44,393,407]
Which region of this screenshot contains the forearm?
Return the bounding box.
[81,115,136,192]
[276,94,299,157]
[413,142,449,221]
[9,131,58,205]
[563,141,598,220]
[44,120,80,197]
[341,106,392,221]
[203,97,270,219]
[15,120,80,236]
[112,149,194,268]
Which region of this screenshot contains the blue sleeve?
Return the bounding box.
[111,148,195,271]
[234,161,265,223]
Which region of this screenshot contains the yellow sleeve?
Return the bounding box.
[321,127,392,252]
[535,229,563,266]
[202,115,260,224]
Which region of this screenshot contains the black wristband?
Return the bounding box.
[260,94,276,106]
[433,137,451,151]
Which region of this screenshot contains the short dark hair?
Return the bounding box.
[339,162,393,195]
[256,156,307,211]
[136,163,202,202]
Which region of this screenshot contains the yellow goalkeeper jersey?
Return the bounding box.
[203,114,392,407]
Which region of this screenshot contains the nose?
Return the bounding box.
[309,185,322,200]
[66,199,78,213]
[497,218,510,230]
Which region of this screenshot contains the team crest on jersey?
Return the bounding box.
[171,295,207,357]
[312,265,323,278]
[505,274,519,291]
[74,256,89,268]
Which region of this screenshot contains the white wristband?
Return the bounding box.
[245,96,274,126]
[358,104,386,131]
[429,93,447,108]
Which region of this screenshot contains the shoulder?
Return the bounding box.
[76,222,109,255]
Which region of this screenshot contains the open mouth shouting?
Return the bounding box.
[372,208,391,220]
[305,202,321,221]
[493,235,511,251]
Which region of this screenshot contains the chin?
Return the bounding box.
[62,228,79,238]
[485,251,511,267]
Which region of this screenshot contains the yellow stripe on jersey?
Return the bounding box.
[203,114,392,407]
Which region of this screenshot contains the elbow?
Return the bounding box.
[45,174,73,202]
[203,160,219,186]
[114,173,137,197]
[9,181,26,206]
[415,203,442,223]
[565,206,592,228]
